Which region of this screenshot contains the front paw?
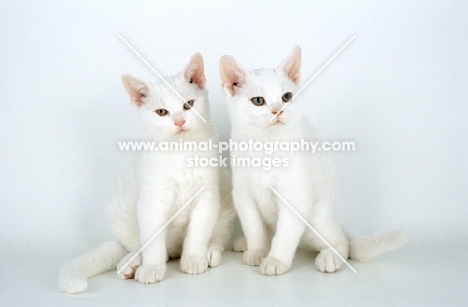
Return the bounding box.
[207,250,221,267]
[243,250,267,266]
[135,264,166,284]
[233,236,247,252]
[180,255,208,274]
[117,252,142,280]
[260,257,290,275]
[315,248,343,273]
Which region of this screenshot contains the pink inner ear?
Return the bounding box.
[284,63,300,84]
[219,55,246,97]
[129,86,147,107]
[280,46,301,85]
[186,65,205,89]
[184,53,206,89]
[122,74,147,107]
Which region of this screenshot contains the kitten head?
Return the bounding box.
[122,53,211,140]
[219,46,302,132]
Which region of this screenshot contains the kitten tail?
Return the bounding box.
[58,241,127,293]
[349,230,408,262]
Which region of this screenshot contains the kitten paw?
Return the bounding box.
[117,252,142,280]
[243,250,267,266]
[207,250,221,267]
[233,237,247,252]
[260,257,290,275]
[315,248,344,273]
[180,255,208,274]
[135,264,166,284]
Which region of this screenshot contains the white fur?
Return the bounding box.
[59,54,235,293]
[220,47,407,275]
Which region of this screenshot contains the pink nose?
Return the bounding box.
[272,109,283,116]
[175,119,186,127]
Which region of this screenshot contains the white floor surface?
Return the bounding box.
[2,233,467,307]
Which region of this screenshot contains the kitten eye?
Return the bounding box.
[282,92,293,102]
[140,93,146,98]
[183,100,194,111]
[251,97,265,106]
[155,109,169,116]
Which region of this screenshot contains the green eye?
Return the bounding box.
[282,92,293,102]
[251,97,265,106]
[155,109,168,116]
[184,100,194,110]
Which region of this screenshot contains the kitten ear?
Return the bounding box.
[219,55,247,97]
[121,74,148,107]
[278,46,301,85]
[180,53,206,89]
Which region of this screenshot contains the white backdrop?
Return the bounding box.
[1,0,467,247]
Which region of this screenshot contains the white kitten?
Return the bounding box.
[220,47,407,275]
[59,54,235,293]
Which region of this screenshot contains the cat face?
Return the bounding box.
[122,53,210,140]
[219,47,301,131]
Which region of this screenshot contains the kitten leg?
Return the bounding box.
[311,219,349,273]
[234,191,269,266]
[181,187,219,274]
[206,206,235,267]
[206,174,236,267]
[260,192,310,275]
[108,194,141,279]
[135,188,175,284]
[106,160,141,280]
[260,203,307,275]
